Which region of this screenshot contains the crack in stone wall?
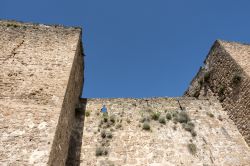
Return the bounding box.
[2,38,25,63]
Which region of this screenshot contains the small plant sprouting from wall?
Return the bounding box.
[206,112,214,118]
[151,112,161,121]
[158,116,166,124]
[198,79,204,86]
[96,113,123,157]
[187,143,197,155]
[166,113,172,120]
[176,111,190,123]
[204,71,211,83]
[6,23,19,28]
[101,130,106,138]
[218,85,226,102]
[172,111,197,137]
[106,132,113,139]
[115,123,122,129]
[85,110,90,117]
[232,73,242,85]
[218,115,223,121]
[191,130,197,137]
[96,146,108,156]
[109,115,116,124]
[142,122,151,131]
[218,85,225,96]
[183,121,195,132]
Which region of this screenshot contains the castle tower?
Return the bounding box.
[185,40,250,145]
[0,20,84,165]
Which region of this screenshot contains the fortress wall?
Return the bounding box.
[74,98,250,166]
[48,37,84,165]
[185,40,250,145]
[0,20,83,165]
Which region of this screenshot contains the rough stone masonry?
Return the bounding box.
[0,20,250,166]
[185,40,250,145]
[0,20,84,165]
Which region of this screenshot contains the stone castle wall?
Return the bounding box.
[71,98,250,166]
[185,40,250,145]
[48,36,84,165]
[0,20,83,165]
[1,19,249,166]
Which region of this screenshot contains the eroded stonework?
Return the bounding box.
[74,98,250,166]
[0,20,83,165]
[185,40,250,145]
[0,20,249,166]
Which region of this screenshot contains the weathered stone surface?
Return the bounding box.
[0,20,84,165]
[1,20,249,166]
[73,98,250,166]
[185,40,250,145]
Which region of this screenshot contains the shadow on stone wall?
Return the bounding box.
[66,99,87,166]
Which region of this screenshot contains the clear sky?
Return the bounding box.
[1,0,250,98]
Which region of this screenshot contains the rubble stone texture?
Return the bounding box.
[0,20,84,165]
[0,20,250,166]
[72,98,250,166]
[185,40,250,145]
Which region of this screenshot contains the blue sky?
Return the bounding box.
[1,0,250,98]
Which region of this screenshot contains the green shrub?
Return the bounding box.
[173,125,177,130]
[6,23,19,28]
[166,113,172,120]
[101,130,106,138]
[198,79,203,86]
[103,149,108,155]
[85,110,90,117]
[206,112,214,118]
[103,118,108,123]
[218,85,225,96]
[115,123,122,129]
[126,118,131,124]
[142,122,150,131]
[109,115,116,123]
[101,140,109,147]
[183,121,195,132]
[151,112,161,120]
[159,117,166,124]
[106,132,113,139]
[187,143,197,155]
[96,147,106,156]
[191,130,197,137]
[232,73,242,84]
[177,111,190,123]
[204,71,211,82]
[172,111,178,118]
